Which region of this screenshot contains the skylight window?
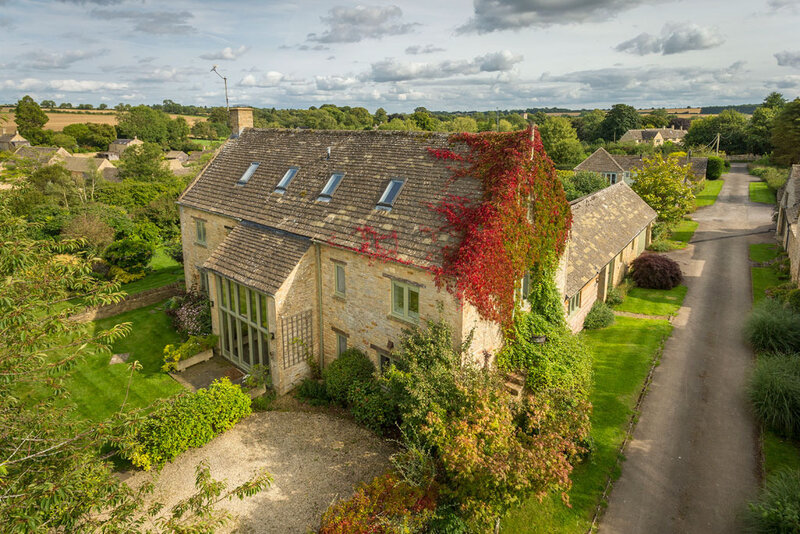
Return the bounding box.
[274,167,299,194]
[236,162,260,186]
[376,178,405,211]
[316,172,344,202]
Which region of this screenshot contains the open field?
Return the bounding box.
[0,108,204,131]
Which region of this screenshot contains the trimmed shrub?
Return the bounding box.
[161,334,218,372]
[744,298,800,354]
[647,239,673,252]
[630,253,683,290]
[295,378,330,406]
[319,472,438,534]
[347,380,397,434]
[745,469,800,533]
[323,348,375,405]
[605,285,626,306]
[583,301,615,330]
[118,378,251,470]
[103,237,154,273]
[706,156,725,180]
[748,355,800,438]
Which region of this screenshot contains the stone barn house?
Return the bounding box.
[13,146,70,167]
[575,147,708,185]
[108,137,144,156]
[0,130,30,152]
[619,128,687,147]
[777,164,800,283]
[178,108,507,394]
[561,183,657,332]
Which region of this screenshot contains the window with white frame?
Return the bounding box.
[334,263,346,297]
[603,172,617,184]
[391,280,419,322]
[195,219,207,246]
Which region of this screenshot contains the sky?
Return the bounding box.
[1,0,800,113]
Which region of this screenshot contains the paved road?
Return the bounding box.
[599,164,773,534]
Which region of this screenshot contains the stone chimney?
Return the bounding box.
[229,107,253,137]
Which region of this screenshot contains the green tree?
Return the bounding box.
[684,110,748,153]
[411,109,437,131]
[538,117,586,166]
[763,91,787,110]
[598,104,641,142]
[747,106,777,155]
[772,98,800,164]
[641,108,672,128]
[14,96,48,140]
[29,164,78,208]
[39,99,56,109]
[118,142,172,181]
[446,116,479,133]
[373,107,388,125]
[631,154,695,225]
[51,132,77,150]
[0,200,271,531]
[98,103,108,110]
[572,109,605,142]
[117,105,169,146]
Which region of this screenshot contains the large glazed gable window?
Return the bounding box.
[236,162,260,186]
[215,274,271,372]
[376,178,405,211]
[317,172,344,202]
[274,166,299,194]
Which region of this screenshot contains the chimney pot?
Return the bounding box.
[326,146,331,159]
[229,107,254,137]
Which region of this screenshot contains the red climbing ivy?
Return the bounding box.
[429,128,571,326]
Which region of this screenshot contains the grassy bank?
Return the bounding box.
[695,179,725,208]
[749,182,776,204]
[614,285,687,316]
[502,316,673,533]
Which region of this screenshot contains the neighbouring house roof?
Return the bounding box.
[565,182,657,296]
[13,146,69,165]
[781,165,800,224]
[0,132,26,143]
[202,223,312,295]
[110,138,142,146]
[620,128,687,143]
[166,150,188,160]
[179,128,481,268]
[63,156,114,174]
[574,147,707,179]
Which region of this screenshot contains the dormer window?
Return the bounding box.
[317,172,344,202]
[376,178,405,211]
[274,167,299,194]
[236,162,260,186]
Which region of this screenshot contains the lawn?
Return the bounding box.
[119,247,184,296]
[502,316,673,533]
[749,181,776,204]
[695,179,724,208]
[763,431,800,476]
[614,285,688,316]
[21,301,184,424]
[750,243,781,263]
[655,218,699,250]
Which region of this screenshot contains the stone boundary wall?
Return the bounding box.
[71,282,184,322]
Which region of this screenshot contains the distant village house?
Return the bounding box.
[619,128,687,147]
[0,130,30,152]
[575,147,708,185]
[108,137,144,156]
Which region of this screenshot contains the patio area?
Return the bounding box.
[169,355,246,391]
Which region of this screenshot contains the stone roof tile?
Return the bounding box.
[565,182,657,296]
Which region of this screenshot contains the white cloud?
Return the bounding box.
[2,78,128,92]
[200,46,249,61]
[615,23,724,55]
[775,50,800,68]
[307,5,418,43]
[363,50,523,82]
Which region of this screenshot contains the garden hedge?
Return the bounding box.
[119,378,251,470]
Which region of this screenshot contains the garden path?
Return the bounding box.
[126,410,395,533]
[599,165,772,533]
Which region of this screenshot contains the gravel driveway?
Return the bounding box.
[126,410,395,533]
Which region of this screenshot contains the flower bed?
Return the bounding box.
[162,334,218,372]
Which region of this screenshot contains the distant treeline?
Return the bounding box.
[700,104,759,115]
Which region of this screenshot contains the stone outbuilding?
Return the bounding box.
[108,137,143,156]
[13,145,69,166]
[0,130,30,152]
[63,156,118,182]
[561,182,657,332]
[575,147,708,185]
[776,164,800,283]
[178,108,504,394]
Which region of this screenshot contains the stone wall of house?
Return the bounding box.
[318,245,465,371]
[272,249,319,394]
[786,224,800,283]
[566,276,599,332]
[565,223,652,332]
[460,301,504,367]
[70,282,183,322]
[179,205,237,292]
